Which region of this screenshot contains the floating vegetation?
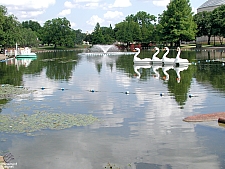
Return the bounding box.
[0,84,32,100]
[0,111,98,134]
[58,59,77,63]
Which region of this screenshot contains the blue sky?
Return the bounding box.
[0,0,206,33]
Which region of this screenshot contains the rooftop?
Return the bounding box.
[199,0,225,9]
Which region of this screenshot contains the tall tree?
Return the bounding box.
[41,17,74,48]
[3,14,22,47]
[74,29,85,45]
[126,11,156,43]
[114,20,141,48]
[194,11,213,45]
[22,20,41,32]
[101,24,116,44]
[91,23,105,44]
[19,28,38,47]
[211,5,225,45]
[159,0,196,46]
[0,5,7,46]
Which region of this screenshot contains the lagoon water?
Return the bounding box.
[0,49,225,169]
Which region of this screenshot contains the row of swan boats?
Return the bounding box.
[133,47,190,66]
[134,64,189,83]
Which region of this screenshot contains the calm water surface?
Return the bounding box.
[0,49,225,169]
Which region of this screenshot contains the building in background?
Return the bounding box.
[196,0,225,45]
[197,0,225,13]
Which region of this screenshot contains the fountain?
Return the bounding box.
[78,44,136,56]
[94,45,116,53]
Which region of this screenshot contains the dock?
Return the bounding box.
[0,54,7,61]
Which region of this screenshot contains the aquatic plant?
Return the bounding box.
[0,84,32,100]
[0,111,98,134]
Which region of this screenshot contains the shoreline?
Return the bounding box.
[1,46,225,61]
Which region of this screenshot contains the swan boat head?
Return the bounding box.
[133,48,141,62]
[174,47,190,67]
[152,47,161,63]
[162,47,170,59]
[162,47,175,65]
[133,47,151,64]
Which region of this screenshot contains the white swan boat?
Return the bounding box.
[133,48,151,64]
[162,47,175,66]
[174,47,190,66]
[151,47,162,64]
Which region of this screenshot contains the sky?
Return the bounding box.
[0,0,206,33]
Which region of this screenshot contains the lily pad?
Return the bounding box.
[0,111,98,134]
[0,84,33,100]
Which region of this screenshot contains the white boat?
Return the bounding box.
[133,48,151,64]
[151,47,162,64]
[15,43,37,58]
[174,47,190,66]
[162,47,175,66]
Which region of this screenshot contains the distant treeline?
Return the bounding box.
[1,1,225,49]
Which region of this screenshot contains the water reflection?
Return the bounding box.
[0,50,225,169]
[133,63,190,84]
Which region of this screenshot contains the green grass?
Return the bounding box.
[32,44,90,51]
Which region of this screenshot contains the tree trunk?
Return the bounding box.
[207,35,211,45]
[219,36,223,45]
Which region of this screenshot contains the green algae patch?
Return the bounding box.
[0,84,32,100]
[0,111,98,134]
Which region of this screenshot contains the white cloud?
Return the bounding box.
[0,0,55,9]
[152,0,169,7]
[104,11,123,20]
[64,0,100,9]
[85,3,99,8]
[70,22,77,29]
[0,0,55,19]
[58,9,71,17]
[74,0,100,2]
[112,0,132,8]
[86,15,104,26]
[64,1,79,8]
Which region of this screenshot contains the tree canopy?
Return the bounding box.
[194,11,213,45]
[159,0,196,46]
[5,2,225,49]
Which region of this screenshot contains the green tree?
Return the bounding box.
[0,5,22,47]
[194,11,213,45]
[114,20,141,48]
[91,23,105,44]
[101,24,116,44]
[0,5,7,46]
[74,29,85,45]
[41,17,75,48]
[159,0,196,46]
[3,14,22,47]
[126,11,156,43]
[19,28,38,47]
[211,5,225,45]
[22,20,41,33]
